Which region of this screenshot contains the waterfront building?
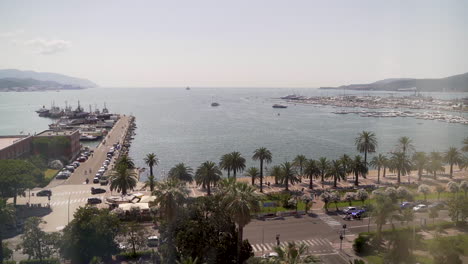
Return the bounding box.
[0,135,33,159]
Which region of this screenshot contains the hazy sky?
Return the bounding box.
[1,0,467,87]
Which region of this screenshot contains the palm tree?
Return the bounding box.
[389,152,412,184]
[370,154,387,184]
[116,154,135,170]
[293,155,307,176]
[397,136,415,156]
[340,154,353,180]
[168,163,193,183]
[304,159,320,189]
[195,161,222,196]
[444,147,462,178]
[0,199,15,264]
[351,155,368,186]
[273,242,319,263]
[280,161,297,191]
[252,147,272,193]
[462,137,468,152]
[109,167,138,195]
[412,152,427,181]
[245,167,259,186]
[144,153,159,192]
[355,131,377,168]
[326,160,346,188]
[219,153,233,178]
[317,157,329,184]
[221,181,260,263]
[269,165,282,185]
[230,152,246,178]
[425,152,445,180]
[152,179,188,222]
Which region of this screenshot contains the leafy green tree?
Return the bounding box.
[153,178,188,222]
[320,192,331,212]
[144,153,159,191]
[303,159,320,189]
[230,152,246,178]
[371,190,397,239]
[168,163,194,183]
[280,161,298,191]
[418,184,431,201]
[355,131,377,168]
[195,161,222,196]
[221,182,260,263]
[252,147,272,193]
[435,185,445,200]
[122,222,148,256]
[356,189,369,205]
[326,160,345,188]
[384,230,413,264]
[109,166,138,195]
[351,155,367,186]
[447,196,468,225]
[460,181,468,197]
[389,152,412,184]
[444,147,462,178]
[370,154,386,184]
[412,152,427,181]
[429,235,464,264]
[219,153,233,178]
[396,136,415,156]
[447,181,459,197]
[317,157,329,184]
[293,155,307,176]
[60,207,121,263]
[0,160,44,204]
[426,152,445,180]
[245,167,259,186]
[269,165,282,185]
[19,217,61,262]
[2,242,13,261]
[396,186,411,202]
[429,207,439,224]
[0,199,15,264]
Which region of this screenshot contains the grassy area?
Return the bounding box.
[261,200,308,213]
[44,169,59,181]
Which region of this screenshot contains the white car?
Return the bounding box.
[262,252,279,258]
[343,206,358,214]
[147,236,159,247]
[413,204,427,212]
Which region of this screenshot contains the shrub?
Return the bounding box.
[4,261,16,264]
[115,250,153,260]
[19,259,60,264]
[353,233,373,255]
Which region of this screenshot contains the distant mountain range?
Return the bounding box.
[0,69,97,92]
[320,72,468,92]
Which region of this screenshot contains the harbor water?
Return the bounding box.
[0,88,467,180]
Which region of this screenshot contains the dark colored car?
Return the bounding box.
[91,187,106,194]
[87,197,102,204]
[93,177,100,183]
[77,156,87,162]
[36,190,52,197]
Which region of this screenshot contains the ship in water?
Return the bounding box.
[272,104,287,108]
[186,86,191,90]
[211,102,220,107]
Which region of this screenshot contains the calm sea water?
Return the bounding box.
[0,88,466,180]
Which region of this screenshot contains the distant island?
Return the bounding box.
[320,72,468,92]
[0,69,97,92]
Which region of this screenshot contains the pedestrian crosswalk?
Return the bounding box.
[50,190,91,196]
[49,196,105,207]
[317,214,342,229]
[251,238,333,253]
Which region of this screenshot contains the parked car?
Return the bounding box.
[351,209,366,219]
[147,236,159,247]
[413,204,427,212]
[77,156,87,162]
[100,177,109,186]
[36,190,52,196]
[87,197,102,204]
[343,206,358,214]
[400,202,414,209]
[71,162,80,168]
[93,177,100,183]
[262,252,279,258]
[91,187,106,194]
[95,172,102,179]
[65,165,75,172]
[428,202,445,210]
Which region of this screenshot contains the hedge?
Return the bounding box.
[19,259,60,264]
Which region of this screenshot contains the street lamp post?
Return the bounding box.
[276,234,280,246]
[339,233,344,250]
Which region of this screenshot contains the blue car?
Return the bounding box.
[351,209,366,218]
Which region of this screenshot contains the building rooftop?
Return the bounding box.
[0,136,29,151]
[35,130,78,137]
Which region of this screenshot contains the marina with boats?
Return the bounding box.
[35,102,120,142]
[280,94,468,125]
